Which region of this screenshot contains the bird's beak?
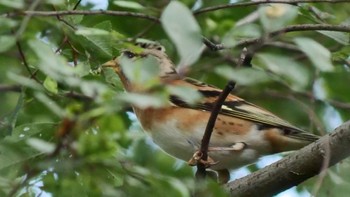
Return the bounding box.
[101,59,120,73]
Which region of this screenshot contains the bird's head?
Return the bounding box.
[102,41,179,91]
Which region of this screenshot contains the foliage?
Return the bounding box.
[0,0,349,196]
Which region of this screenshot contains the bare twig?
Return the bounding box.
[227,121,350,197]
[11,10,160,23]
[73,0,82,10]
[0,85,22,92]
[196,80,236,180]
[63,91,93,102]
[202,37,226,51]
[235,24,350,47]
[15,0,41,39]
[15,40,41,83]
[196,48,253,180]
[53,0,81,30]
[203,24,350,51]
[194,0,350,15]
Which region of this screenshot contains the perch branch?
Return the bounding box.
[227,121,350,197]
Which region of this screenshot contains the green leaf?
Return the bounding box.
[45,0,64,5]
[321,67,350,102]
[7,123,56,142]
[318,31,349,45]
[119,55,160,89]
[80,81,109,99]
[215,66,271,86]
[223,24,262,47]
[26,138,55,154]
[0,123,56,170]
[0,0,23,8]
[7,73,43,90]
[102,67,123,90]
[43,76,58,94]
[75,27,110,36]
[76,22,114,58]
[0,141,41,170]
[118,92,168,109]
[259,4,298,31]
[254,53,309,91]
[28,40,81,86]
[0,18,18,32]
[3,91,24,137]
[161,1,203,66]
[167,85,202,105]
[113,0,144,10]
[294,37,334,72]
[72,62,91,77]
[0,36,16,53]
[35,92,65,117]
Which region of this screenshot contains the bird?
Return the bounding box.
[102,41,320,184]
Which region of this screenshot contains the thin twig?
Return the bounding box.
[196,80,236,180]
[53,0,81,30]
[194,0,350,15]
[11,10,160,23]
[206,24,350,51]
[15,40,41,83]
[196,48,253,180]
[235,24,350,47]
[14,0,41,39]
[202,37,225,51]
[0,85,22,92]
[73,0,82,10]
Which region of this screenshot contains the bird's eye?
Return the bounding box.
[123,51,136,58]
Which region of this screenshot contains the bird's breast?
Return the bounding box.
[133,106,275,170]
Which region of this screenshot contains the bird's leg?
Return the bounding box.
[216,169,230,184]
[187,142,246,167]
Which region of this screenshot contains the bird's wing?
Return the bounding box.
[169,78,319,142]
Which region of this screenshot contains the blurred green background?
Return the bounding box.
[0,0,349,196]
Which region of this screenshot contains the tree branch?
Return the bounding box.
[196,48,253,180]
[9,10,160,23]
[235,24,350,47]
[196,81,236,180]
[194,0,350,15]
[227,120,350,197]
[0,85,22,92]
[203,24,350,51]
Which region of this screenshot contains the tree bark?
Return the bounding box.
[227,121,350,197]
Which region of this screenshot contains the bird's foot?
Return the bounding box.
[187,151,219,168]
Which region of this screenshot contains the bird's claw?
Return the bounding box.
[187,151,219,168]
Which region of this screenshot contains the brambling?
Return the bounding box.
[102,41,319,183]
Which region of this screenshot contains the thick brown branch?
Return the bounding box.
[10,10,160,23]
[194,0,350,15]
[227,121,350,197]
